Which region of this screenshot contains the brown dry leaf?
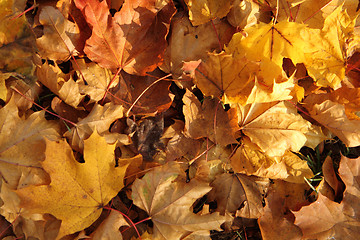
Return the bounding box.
[109,70,174,115]
[235,101,327,157]
[208,173,269,218]
[319,156,345,201]
[0,99,60,190]
[90,211,128,240]
[183,90,239,146]
[74,59,118,103]
[75,0,175,75]
[230,140,313,183]
[184,0,235,26]
[131,162,226,239]
[258,188,303,240]
[293,155,360,239]
[161,12,235,78]
[15,131,131,239]
[64,102,129,152]
[36,6,80,61]
[36,60,84,108]
[304,99,360,147]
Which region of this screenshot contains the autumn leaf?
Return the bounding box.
[35,60,84,108]
[302,5,357,88]
[235,101,327,157]
[183,90,239,146]
[36,6,80,61]
[208,173,269,218]
[293,155,360,239]
[230,140,314,183]
[131,162,226,239]
[184,0,235,26]
[15,131,131,239]
[0,0,28,46]
[90,211,128,240]
[161,13,235,78]
[0,98,60,190]
[64,102,129,152]
[304,99,360,147]
[227,21,310,68]
[75,0,176,75]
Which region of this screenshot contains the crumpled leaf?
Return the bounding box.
[15,131,131,239]
[293,155,360,239]
[227,0,259,29]
[208,173,269,218]
[0,99,60,190]
[75,0,176,75]
[183,90,239,146]
[235,101,327,157]
[36,6,80,61]
[184,0,235,26]
[131,162,226,239]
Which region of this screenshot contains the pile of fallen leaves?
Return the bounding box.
[1,0,360,239]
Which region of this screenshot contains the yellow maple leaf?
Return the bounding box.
[15,131,132,239]
[302,5,357,89]
[184,0,235,26]
[227,21,309,69]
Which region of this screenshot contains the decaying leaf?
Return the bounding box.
[15,131,131,239]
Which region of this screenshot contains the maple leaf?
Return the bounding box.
[293,155,360,239]
[36,60,84,108]
[75,0,176,75]
[302,5,357,88]
[15,131,131,239]
[230,140,314,183]
[73,59,118,103]
[184,0,235,26]
[90,211,128,240]
[227,21,310,68]
[109,70,174,115]
[0,99,60,190]
[208,173,269,218]
[190,51,296,105]
[227,0,259,29]
[235,101,327,157]
[161,13,235,78]
[304,99,360,147]
[183,90,239,146]
[0,0,28,46]
[36,6,80,61]
[131,162,226,239]
[258,187,303,240]
[64,102,129,152]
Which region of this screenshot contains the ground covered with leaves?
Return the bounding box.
[1,0,360,239]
